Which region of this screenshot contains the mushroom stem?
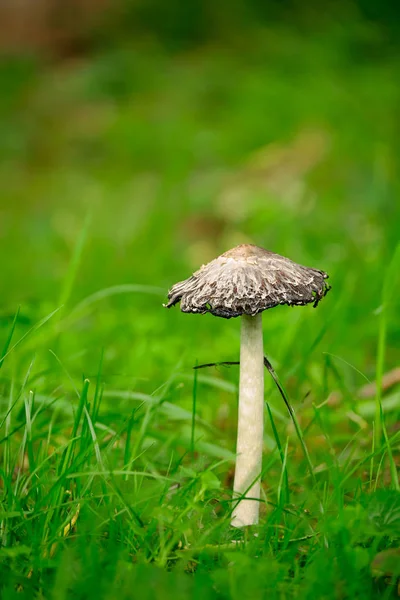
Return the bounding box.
[231,313,265,527]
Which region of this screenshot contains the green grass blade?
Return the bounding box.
[0,306,63,367]
[92,349,104,424]
[0,306,20,371]
[374,242,400,480]
[191,360,198,456]
[266,403,289,505]
[59,379,90,477]
[379,402,399,491]
[58,212,91,309]
[277,437,289,507]
[66,284,165,320]
[264,358,316,486]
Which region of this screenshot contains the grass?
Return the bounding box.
[1,16,400,599]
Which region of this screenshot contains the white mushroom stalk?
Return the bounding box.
[164,244,330,528]
[231,313,264,527]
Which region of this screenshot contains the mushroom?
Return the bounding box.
[164,244,330,527]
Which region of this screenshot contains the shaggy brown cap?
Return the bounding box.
[164,244,330,319]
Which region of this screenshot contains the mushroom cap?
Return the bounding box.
[164,244,330,319]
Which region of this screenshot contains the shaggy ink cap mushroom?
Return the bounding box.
[164,243,330,528]
[165,244,330,318]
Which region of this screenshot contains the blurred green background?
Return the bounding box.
[1,1,400,597]
[1,0,399,384]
